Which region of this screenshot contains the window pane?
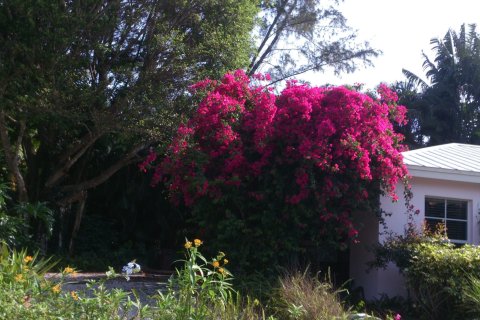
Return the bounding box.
[447,200,467,220]
[446,220,467,241]
[425,198,445,218]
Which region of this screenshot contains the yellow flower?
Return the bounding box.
[184,241,192,249]
[63,266,75,274]
[70,291,79,300]
[212,260,220,268]
[223,258,229,265]
[23,256,33,263]
[15,274,24,282]
[218,267,225,274]
[194,239,203,247]
[52,284,61,294]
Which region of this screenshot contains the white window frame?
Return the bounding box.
[424,196,469,244]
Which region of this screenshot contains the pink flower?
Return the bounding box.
[394,314,401,320]
[144,70,408,240]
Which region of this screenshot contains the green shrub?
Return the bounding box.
[406,241,480,320]
[371,223,480,320]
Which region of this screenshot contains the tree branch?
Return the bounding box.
[267,50,374,86]
[249,0,297,75]
[45,130,104,188]
[248,1,284,72]
[59,141,152,197]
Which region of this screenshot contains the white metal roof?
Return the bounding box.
[402,143,480,182]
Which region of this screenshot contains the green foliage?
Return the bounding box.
[0,183,55,250]
[15,202,54,236]
[0,183,27,247]
[371,223,480,320]
[0,211,28,247]
[0,0,259,255]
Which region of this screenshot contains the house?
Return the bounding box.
[350,143,480,300]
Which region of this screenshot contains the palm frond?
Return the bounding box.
[402,69,429,91]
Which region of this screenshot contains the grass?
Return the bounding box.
[270,269,350,320]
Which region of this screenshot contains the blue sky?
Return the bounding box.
[301,0,480,89]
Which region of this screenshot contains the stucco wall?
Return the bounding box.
[351,176,480,300]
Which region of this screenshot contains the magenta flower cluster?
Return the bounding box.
[143,70,408,239]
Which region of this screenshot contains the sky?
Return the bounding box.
[301,0,480,89]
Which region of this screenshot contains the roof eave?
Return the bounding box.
[407,164,480,184]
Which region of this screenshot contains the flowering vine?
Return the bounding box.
[142,70,408,270]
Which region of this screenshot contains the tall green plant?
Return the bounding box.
[152,238,235,319]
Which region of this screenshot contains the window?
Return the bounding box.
[425,197,468,243]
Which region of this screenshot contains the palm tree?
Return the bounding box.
[391,80,425,149]
[401,24,480,145]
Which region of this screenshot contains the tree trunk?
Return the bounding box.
[68,192,87,256]
[0,110,29,203]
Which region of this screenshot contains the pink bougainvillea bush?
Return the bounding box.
[142,70,408,273]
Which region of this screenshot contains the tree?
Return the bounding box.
[0,0,258,253]
[249,0,380,84]
[390,80,426,149]
[402,24,480,145]
[144,70,408,275]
